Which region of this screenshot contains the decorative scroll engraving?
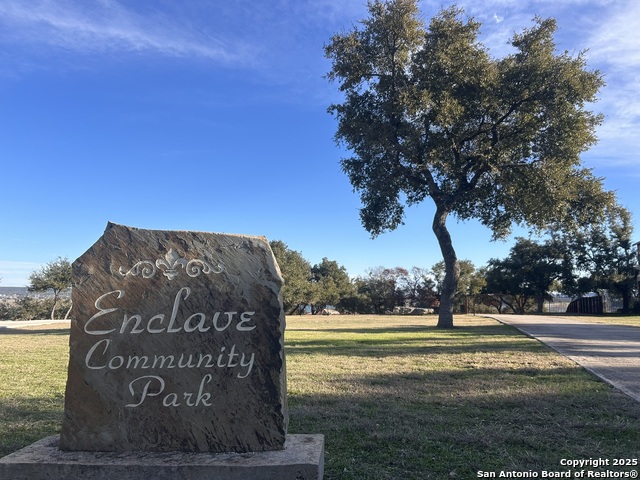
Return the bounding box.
[185,259,224,277]
[119,249,223,280]
[118,261,156,279]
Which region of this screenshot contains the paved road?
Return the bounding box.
[486,315,640,403]
[0,319,70,331]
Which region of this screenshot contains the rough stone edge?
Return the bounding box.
[0,434,324,480]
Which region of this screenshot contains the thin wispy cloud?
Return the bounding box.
[0,0,253,65]
[587,1,640,69]
[442,0,639,173]
[0,260,41,287]
[0,0,366,101]
[580,1,640,169]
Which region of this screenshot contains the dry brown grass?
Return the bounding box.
[561,315,640,327]
[1,316,639,479]
[286,315,640,479]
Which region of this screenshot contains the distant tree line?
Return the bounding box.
[1,215,637,321]
[271,240,491,315]
[271,240,445,315]
[272,206,639,315]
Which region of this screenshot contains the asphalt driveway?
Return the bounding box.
[486,314,640,403]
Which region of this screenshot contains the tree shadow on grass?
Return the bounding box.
[287,323,504,335]
[286,322,640,478]
[286,337,640,358]
[285,324,545,358]
[288,325,440,334]
[0,327,70,336]
[287,363,640,480]
[0,396,63,458]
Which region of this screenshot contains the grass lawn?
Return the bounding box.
[557,315,640,327]
[1,316,639,479]
[0,324,69,458]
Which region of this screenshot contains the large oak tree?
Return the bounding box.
[325,0,610,327]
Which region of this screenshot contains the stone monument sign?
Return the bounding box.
[59,222,288,453]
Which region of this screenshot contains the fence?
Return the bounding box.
[471,292,625,315]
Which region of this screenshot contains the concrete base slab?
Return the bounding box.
[0,434,324,480]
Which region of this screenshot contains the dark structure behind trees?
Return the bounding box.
[566,296,603,315]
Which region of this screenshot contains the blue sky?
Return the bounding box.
[1,0,639,287]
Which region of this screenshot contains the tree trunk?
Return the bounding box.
[64,301,73,320]
[50,292,58,320]
[536,296,545,314]
[501,296,517,314]
[432,206,459,329]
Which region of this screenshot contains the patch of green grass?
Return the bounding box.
[0,325,68,457]
[1,317,639,479]
[285,315,640,479]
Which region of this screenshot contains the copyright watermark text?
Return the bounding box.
[477,458,638,478]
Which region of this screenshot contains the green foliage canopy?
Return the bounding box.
[310,258,354,314]
[270,240,314,314]
[484,239,565,314]
[556,205,638,312]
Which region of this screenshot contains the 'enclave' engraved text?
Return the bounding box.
[82,287,258,408]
